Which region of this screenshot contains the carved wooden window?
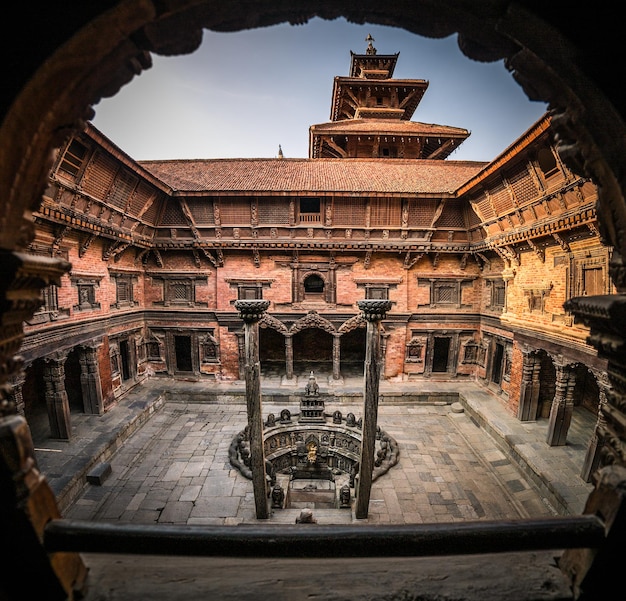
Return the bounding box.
[370,198,401,227]
[582,267,603,296]
[110,273,135,308]
[41,285,59,314]
[165,280,193,305]
[107,170,138,210]
[71,276,101,312]
[487,279,505,310]
[365,285,389,300]
[58,139,88,178]
[299,197,321,223]
[568,249,610,300]
[238,284,263,300]
[537,148,559,178]
[304,274,324,294]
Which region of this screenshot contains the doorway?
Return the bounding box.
[432,337,451,373]
[491,342,504,384]
[174,335,193,372]
[119,340,131,381]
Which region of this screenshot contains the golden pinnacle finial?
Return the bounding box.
[365,33,376,55]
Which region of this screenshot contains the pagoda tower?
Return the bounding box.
[309,34,470,159]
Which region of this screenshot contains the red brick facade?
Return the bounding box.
[15,43,609,469]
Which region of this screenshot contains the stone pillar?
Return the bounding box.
[546,357,576,446]
[580,370,611,482]
[79,342,104,415]
[355,299,391,519]
[564,294,626,477]
[284,334,294,381]
[517,347,541,421]
[234,299,270,519]
[43,351,71,440]
[332,334,341,380]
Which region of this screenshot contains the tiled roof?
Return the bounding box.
[139,158,486,195]
[310,119,470,137]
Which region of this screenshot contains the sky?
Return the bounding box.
[91,17,548,163]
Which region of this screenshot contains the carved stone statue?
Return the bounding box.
[305,371,319,395]
[271,484,284,509]
[340,483,351,508]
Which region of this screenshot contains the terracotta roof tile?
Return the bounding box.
[139,158,485,195]
[310,119,470,137]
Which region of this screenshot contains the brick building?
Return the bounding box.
[16,38,609,482]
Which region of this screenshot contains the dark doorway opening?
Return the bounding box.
[303,274,325,301]
[293,328,332,377]
[119,340,131,381]
[175,335,193,372]
[432,337,451,373]
[491,342,504,384]
[259,327,286,377]
[64,349,83,413]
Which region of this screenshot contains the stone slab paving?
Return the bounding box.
[63,397,560,525]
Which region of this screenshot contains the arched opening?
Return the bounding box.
[259,327,287,377]
[293,327,333,376]
[303,274,325,301]
[340,328,366,377]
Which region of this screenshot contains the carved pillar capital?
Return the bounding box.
[234,299,270,323]
[357,299,392,322]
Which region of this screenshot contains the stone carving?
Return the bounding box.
[271,484,284,509]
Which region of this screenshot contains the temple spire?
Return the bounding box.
[365,33,377,55]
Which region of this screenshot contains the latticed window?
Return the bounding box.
[370,198,401,227]
[258,199,290,224]
[220,201,250,225]
[107,170,137,209]
[491,280,506,309]
[111,273,135,308]
[434,284,457,305]
[164,280,193,304]
[333,198,366,226]
[117,280,130,303]
[407,199,438,227]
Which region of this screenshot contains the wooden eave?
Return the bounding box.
[349,52,400,78]
[330,77,429,122]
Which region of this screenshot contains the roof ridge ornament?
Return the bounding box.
[366,33,377,55]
